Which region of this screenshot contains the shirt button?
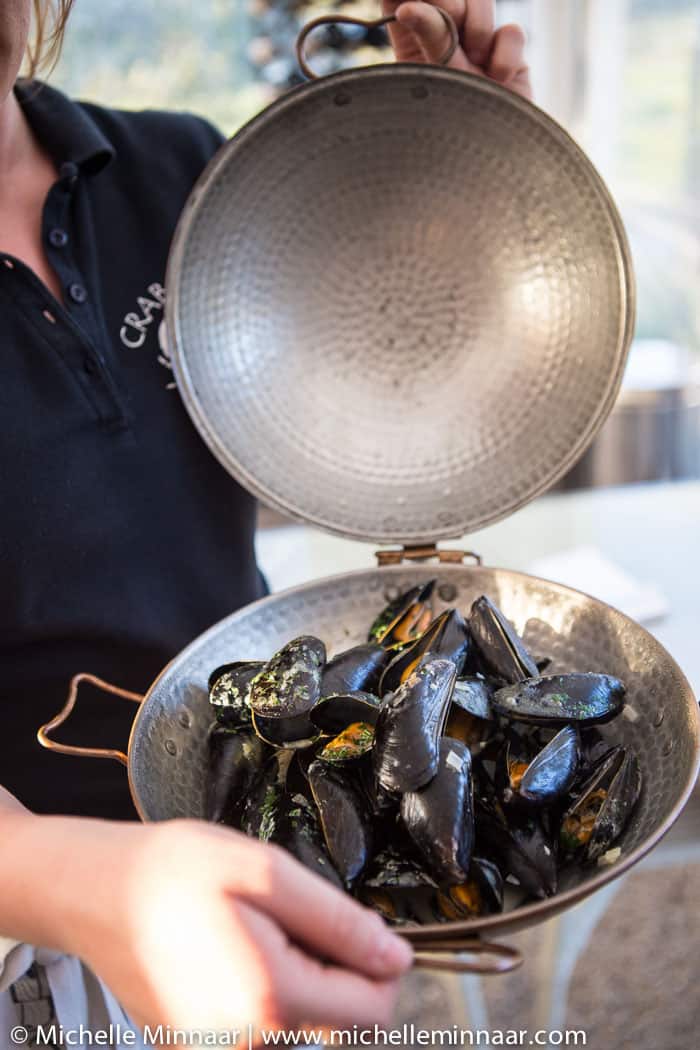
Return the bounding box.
[59,161,79,179]
[68,282,87,304]
[49,227,69,248]
[83,356,98,376]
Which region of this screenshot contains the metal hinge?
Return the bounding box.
[374,544,482,567]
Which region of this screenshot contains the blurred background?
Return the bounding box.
[52,0,700,488]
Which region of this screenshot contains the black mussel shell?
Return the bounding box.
[469,595,539,683]
[501,725,580,807]
[400,737,474,886]
[310,691,382,734]
[317,722,375,764]
[249,636,326,746]
[206,725,267,826]
[476,797,557,898]
[560,746,642,862]
[368,580,436,648]
[321,644,389,697]
[208,661,265,727]
[360,846,437,922]
[252,713,319,750]
[492,673,626,726]
[240,749,294,839]
[436,856,504,919]
[373,655,456,793]
[363,846,438,890]
[307,759,372,887]
[274,794,343,888]
[357,754,400,817]
[452,676,494,720]
[379,608,472,697]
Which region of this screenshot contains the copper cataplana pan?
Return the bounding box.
[39,11,700,976]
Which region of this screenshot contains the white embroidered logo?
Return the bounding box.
[120,282,176,389]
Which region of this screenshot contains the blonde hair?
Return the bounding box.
[25,0,75,79]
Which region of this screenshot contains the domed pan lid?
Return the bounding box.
[165,63,634,545]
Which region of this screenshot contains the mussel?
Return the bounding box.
[436,856,504,919]
[310,691,382,734]
[307,759,372,887]
[499,725,580,807]
[317,722,375,764]
[560,746,642,862]
[492,673,626,726]
[368,580,435,648]
[321,644,389,697]
[240,749,294,839]
[206,725,267,825]
[452,676,495,720]
[379,609,472,696]
[469,595,539,682]
[476,796,558,898]
[360,846,438,924]
[249,636,326,747]
[400,737,474,885]
[208,661,264,727]
[373,655,456,793]
[274,794,343,888]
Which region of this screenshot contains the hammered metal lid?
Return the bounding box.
[165,65,635,544]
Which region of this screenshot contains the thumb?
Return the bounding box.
[394,2,471,71]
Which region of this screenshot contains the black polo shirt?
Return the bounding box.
[0,82,266,820]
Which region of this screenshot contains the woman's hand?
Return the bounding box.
[1,812,412,1037]
[384,0,532,100]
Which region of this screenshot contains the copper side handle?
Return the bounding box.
[408,937,523,975]
[37,673,144,767]
[296,9,459,81]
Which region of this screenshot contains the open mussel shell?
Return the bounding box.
[452,676,495,720]
[492,672,626,726]
[317,722,375,764]
[500,725,580,807]
[249,636,326,746]
[379,608,472,697]
[360,846,438,924]
[444,705,492,753]
[368,580,436,649]
[252,712,319,750]
[307,759,372,887]
[321,643,389,697]
[205,725,267,825]
[373,655,456,794]
[310,691,382,734]
[208,661,264,727]
[469,595,539,683]
[476,796,558,898]
[560,745,642,862]
[436,856,504,920]
[401,736,474,885]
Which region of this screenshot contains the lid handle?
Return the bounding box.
[295,8,459,81]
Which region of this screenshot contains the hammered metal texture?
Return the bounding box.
[166,66,634,543]
[129,566,699,934]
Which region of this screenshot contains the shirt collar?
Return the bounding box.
[13,80,116,175]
